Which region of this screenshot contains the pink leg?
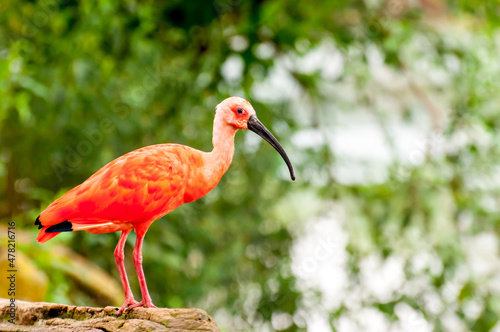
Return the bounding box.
[114,229,139,315]
[128,233,157,309]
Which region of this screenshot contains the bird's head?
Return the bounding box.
[215,96,256,130]
[216,96,295,181]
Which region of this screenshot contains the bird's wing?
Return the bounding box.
[39,145,189,226]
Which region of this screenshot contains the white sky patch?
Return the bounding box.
[330,113,393,164]
[366,44,408,90]
[243,130,262,154]
[306,311,333,332]
[254,42,276,60]
[291,128,326,151]
[334,307,393,332]
[392,303,433,332]
[464,232,499,278]
[291,212,349,312]
[294,41,345,80]
[326,105,443,185]
[357,307,391,332]
[221,54,244,83]
[360,254,406,303]
[271,312,293,331]
[441,309,469,332]
[251,58,300,103]
[229,35,249,52]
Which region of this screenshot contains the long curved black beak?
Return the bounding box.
[247,115,295,181]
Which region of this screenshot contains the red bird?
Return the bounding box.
[35,97,295,314]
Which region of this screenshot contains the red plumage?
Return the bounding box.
[36,97,295,314]
[37,144,199,241]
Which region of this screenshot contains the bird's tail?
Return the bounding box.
[35,214,130,242]
[36,228,60,243]
[35,215,72,243]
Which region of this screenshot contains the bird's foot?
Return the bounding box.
[127,299,158,310]
[117,297,140,315]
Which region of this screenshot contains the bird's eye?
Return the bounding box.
[237,108,243,114]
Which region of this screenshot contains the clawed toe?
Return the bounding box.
[117,299,157,315]
[117,298,139,315]
[128,300,157,310]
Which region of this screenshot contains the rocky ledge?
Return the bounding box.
[0,299,220,331]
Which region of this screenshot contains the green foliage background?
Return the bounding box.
[1,0,500,331]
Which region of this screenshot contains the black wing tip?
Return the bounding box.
[46,220,73,233]
[35,216,43,230]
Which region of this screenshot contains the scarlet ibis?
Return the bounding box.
[35,97,295,314]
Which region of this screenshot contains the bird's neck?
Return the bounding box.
[183,116,237,204]
[208,116,237,176]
